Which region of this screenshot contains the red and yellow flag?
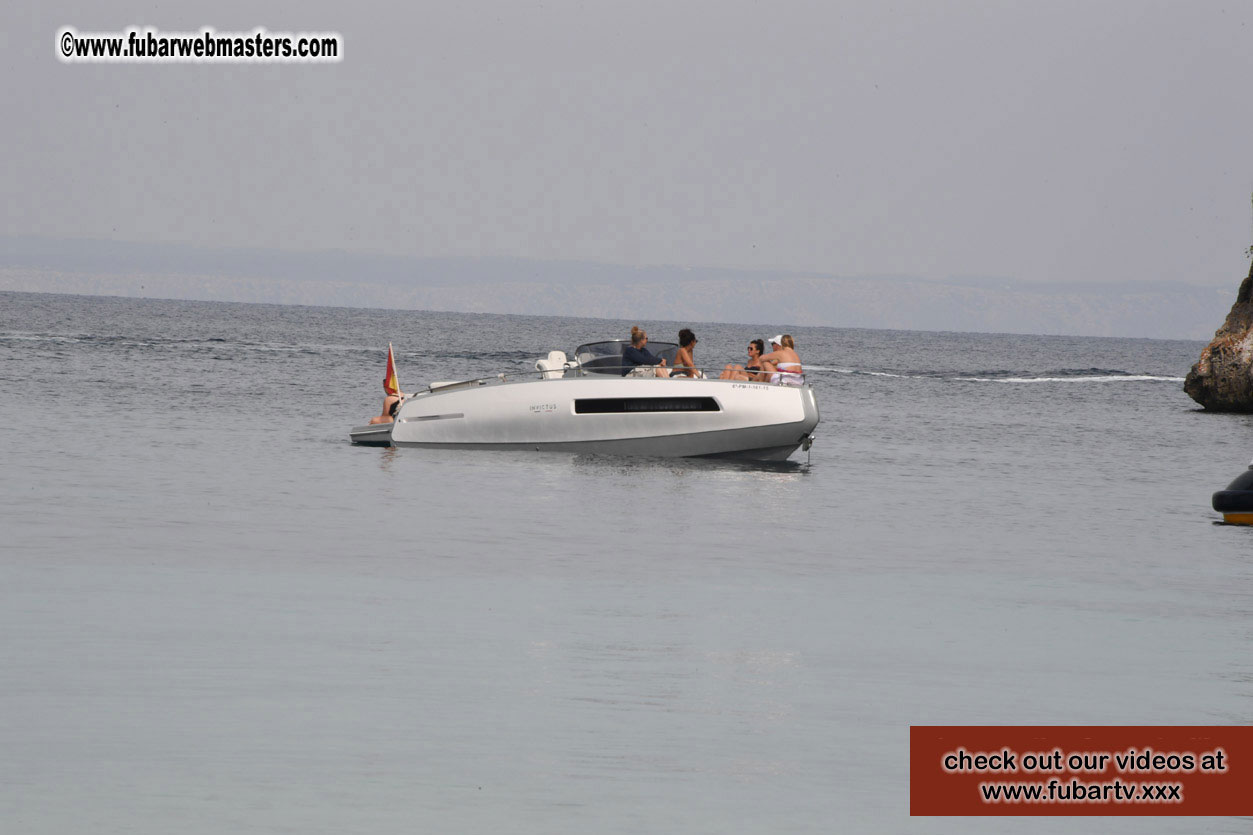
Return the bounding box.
[383,343,401,396]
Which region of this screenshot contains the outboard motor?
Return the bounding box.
[1212,461,1253,524]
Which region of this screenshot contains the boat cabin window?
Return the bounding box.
[575,397,721,414]
[573,340,679,375]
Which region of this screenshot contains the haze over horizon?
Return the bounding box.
[0,235,1240,340]
[5,1,1252,335]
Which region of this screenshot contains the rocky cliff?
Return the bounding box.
[1185,260,1253,411]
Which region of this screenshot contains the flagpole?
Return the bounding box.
[390,342,402,399]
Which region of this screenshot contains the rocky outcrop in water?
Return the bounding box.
[1185,261,1253,411]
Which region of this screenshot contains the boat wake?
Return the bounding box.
[803,365,1184,383]
[953,374,1185,384]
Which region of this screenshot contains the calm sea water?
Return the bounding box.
[2,290,1251,833]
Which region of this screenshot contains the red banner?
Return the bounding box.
[911,726,1253,815]
[383,343,400,396]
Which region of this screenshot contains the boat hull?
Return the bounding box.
[390,377,819,460]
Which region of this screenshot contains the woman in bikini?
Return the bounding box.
[672,328,700,378]
[368,392,402,425]
[720,339,766,380]
[758,334,803,384]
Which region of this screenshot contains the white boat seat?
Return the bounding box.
[535,350,568,379]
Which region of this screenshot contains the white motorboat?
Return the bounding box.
[350,339,819,460]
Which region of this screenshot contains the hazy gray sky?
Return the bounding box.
[5,0,1252,287]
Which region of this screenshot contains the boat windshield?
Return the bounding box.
[574,340,680,375]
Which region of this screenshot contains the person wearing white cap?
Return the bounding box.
[759,334,804,385]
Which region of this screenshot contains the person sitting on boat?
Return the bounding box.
[622,325,669,377]
[720,339,766,380]
[671,328,701,378]
[758,334,804,384]
[368,392,402,425]
[368,343,404,424]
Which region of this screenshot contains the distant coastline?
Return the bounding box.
[0,236,1233,340]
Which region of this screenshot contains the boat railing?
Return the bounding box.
[414,363,806,394]
[563,361,806,384]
